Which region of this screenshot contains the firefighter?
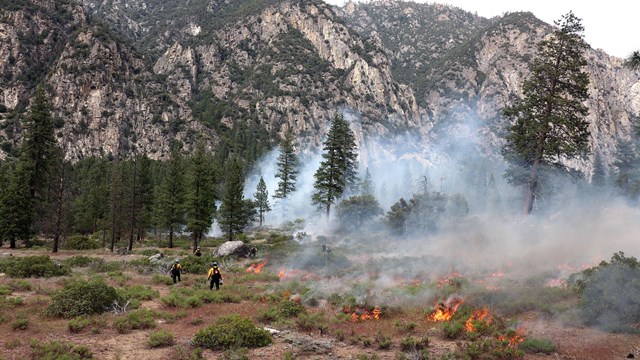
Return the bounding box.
[169,259,182,284]
[249,246,257,258]
[207,262,223,290]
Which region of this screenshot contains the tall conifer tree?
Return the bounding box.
[254,176,271,227]
[186,140,216,250]
[312,113,358,218]
[273,129,299,218]
[157,144,185,248]
[503,12,590,214]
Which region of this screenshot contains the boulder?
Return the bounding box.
[214,241,249,257]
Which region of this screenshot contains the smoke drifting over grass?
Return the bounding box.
[243,111,639,329]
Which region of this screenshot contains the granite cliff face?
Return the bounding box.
[1,0,639,176]
[338,1,640,175]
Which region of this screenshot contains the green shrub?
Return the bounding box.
[29,339,93,359]
[192,314,272,350]
[12,318,29,330]
[169,344,204,359]
[399,336,429,352]
[259,300,306,323]
[222,347,249,360]
[572,252,640,331]
[0,256,69,278]
[375,331,392,350]
[443,320,465,339]
[118,285,159,302]
[0,285,11,296]
[152,273,174,286]
[62,256,100,268]
[62,235,101,250]
[179,254,217,274]
[68,317,91,333]
[113,308,157,334]
[9,279,32,291]
[519,338,555,354]
[296,312,327,333]
[47,279,120,318]
[148,329,175,348]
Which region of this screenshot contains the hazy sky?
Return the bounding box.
[325,0,638,58]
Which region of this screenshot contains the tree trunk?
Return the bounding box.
[128,159,137,251]
[192,232,198,252]
[168,226,174,248]
[326,203,331,219]
[9,239,16,249]
[53,158,66,253]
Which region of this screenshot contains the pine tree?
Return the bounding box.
[21,86,57,203]
[592,151,607,188]
[0,162,34,248]
[135,155,154,243]
[254,176,271,227]
[157,144,185,248]
[218,158,256,241]
[312,113,358,218]
[613,140,640,199]
[108,160,128,252]
[360,167,375,196]
[186,141,216,250]
[503,12,590,214]
[72,158,110,235]
[625,51,640,69]
[273,129,299,218]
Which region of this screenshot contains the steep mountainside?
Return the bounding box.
[1,0,421,162]
[1,0,639,175]
[339,0,640,173]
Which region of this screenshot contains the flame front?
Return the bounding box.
[498,328,525,348]
[428,298,463,322]
[464,308,491,332]
[246,260,267,273]
[347,306,381,321]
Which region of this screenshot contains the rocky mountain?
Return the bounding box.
[338,0,640,174]
[1,0,639,176]
[1,0,421,163]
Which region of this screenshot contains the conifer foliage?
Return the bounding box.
[503,12,590,214]
[273,129,299,217]
[312,113,358,218]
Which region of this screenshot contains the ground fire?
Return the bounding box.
[344,306,381,321]
[464,307,492,332]
[428,297,464,322]
[246,260,266,273]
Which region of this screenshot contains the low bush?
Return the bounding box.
[62,235,101,250]
[118,285,159,302]
[169,344,204,359]
[0,256,69,278]
[259,300,307,323]
[375,331,392,350]
[47,279,120,317]
[68,317,91,333]
[9,279,32,291]
[152,273,174,286]
[222,347,249,360]
[399,336,429,352]
[62,256,100,268]
[29,339,93,359]
[12,318,29,330]
[519,338,555,354]
[113,308,157,334]
[296,312,327,333]
[192,314,272,350]
[148,329,175,348]
[571,252,640,331]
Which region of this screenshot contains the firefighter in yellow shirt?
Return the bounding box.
[207,262,222,290]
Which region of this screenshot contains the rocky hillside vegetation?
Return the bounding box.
[1,0,639,174]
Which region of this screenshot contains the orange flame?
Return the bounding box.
[464,308,492,332]
[428,298,463,322]
[278,270,285,278]
[246,260,267,273]
[347,306,381,321]
[497,328,525,348]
